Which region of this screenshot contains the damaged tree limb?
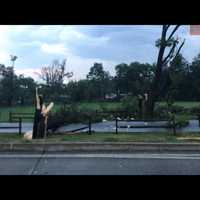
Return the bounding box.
[145,25,185,118]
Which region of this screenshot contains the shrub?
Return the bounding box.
[119,96,138,118]
[174,114,190,128]
[167,113,189,128]
[154,104,186,119]
[188,106,200,116]
[47,103,104,132]
[175,115,189,127]
[154,105,169,119]
[169,105,185,114]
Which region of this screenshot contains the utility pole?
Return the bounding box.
[10,55,18,68]
[10,55,18,107]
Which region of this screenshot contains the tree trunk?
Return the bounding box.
[146,26,168,118]
[146,92,156,118]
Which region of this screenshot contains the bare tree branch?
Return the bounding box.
[36,59,73,86]
[162,40,178,65]
[166,25,180,42]
[171,39,186,63]
[164,25,171,32]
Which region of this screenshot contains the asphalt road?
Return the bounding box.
[1,153,200,175]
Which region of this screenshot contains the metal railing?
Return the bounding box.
[87,111,177,135]
[0,117,22,135]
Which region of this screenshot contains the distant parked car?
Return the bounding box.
[105,93,117,100]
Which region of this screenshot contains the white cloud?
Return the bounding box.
[2,25,200,82]
[39,40,116,80]
[15,67,41,81]
[0,51,9,63]
[59,26,110,47]
[41,43,69,55]
[0,26,12,64]
[65,54,117,80]
[21,40,42,47]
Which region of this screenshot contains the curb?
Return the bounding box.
[1,142,200,152]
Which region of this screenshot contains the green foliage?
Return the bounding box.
[155,37,177,48]
[154,104,186,120]
[2,49,200,109]
[190,106,200,115]
[115,62,155,96]
[174,114,190,128]
[47,103,103,130]
[86,63,112,100]
[167,113,189,128]
[120,96,138,112]
[118,96,138,119]
[154,105,170,119]
[168,105,185,114]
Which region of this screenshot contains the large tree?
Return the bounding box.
[146,25,185,117]
[0,65,17,106]
[87,63,111,100]
[16,75,36,105]
[115,62,155,96]
[189,53,200,100]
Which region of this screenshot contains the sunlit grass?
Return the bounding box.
[1,132,200,143]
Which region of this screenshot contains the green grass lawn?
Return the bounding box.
[0,101,199,122]
[1,132,200,143]
[78,101,122,111]
[0,102,121,122]
[0,104,62,122]
[157,101,200,108]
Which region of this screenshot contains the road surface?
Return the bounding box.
[1,152,200,175]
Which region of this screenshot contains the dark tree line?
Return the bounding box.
[0,64,36,106]
[1,53,200,107]
[65,53,200,104]
[0,48,200,106]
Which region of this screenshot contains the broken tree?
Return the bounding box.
[146,25,185,118]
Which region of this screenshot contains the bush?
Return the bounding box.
[154,105,169,119]
[47,103,103,132]
[167,113,189,128]
[169,105,185,114]
[119,96,138,118]
[154,104,186,119]
[174,114,190,128]
[188,106,200,116]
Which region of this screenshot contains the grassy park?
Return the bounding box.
[0,101,121,122]
[0,101,199,122]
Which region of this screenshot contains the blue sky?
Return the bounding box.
[0,25,200,82]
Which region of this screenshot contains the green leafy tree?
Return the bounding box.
[0,65,17,106]
[87,63,111,100]
[189,53,200,100]
[16,75,36,105]
[115,62,155,96]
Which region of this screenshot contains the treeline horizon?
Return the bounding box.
[1,51,200,106]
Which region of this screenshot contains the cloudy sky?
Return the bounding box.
[0,25,200,82]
